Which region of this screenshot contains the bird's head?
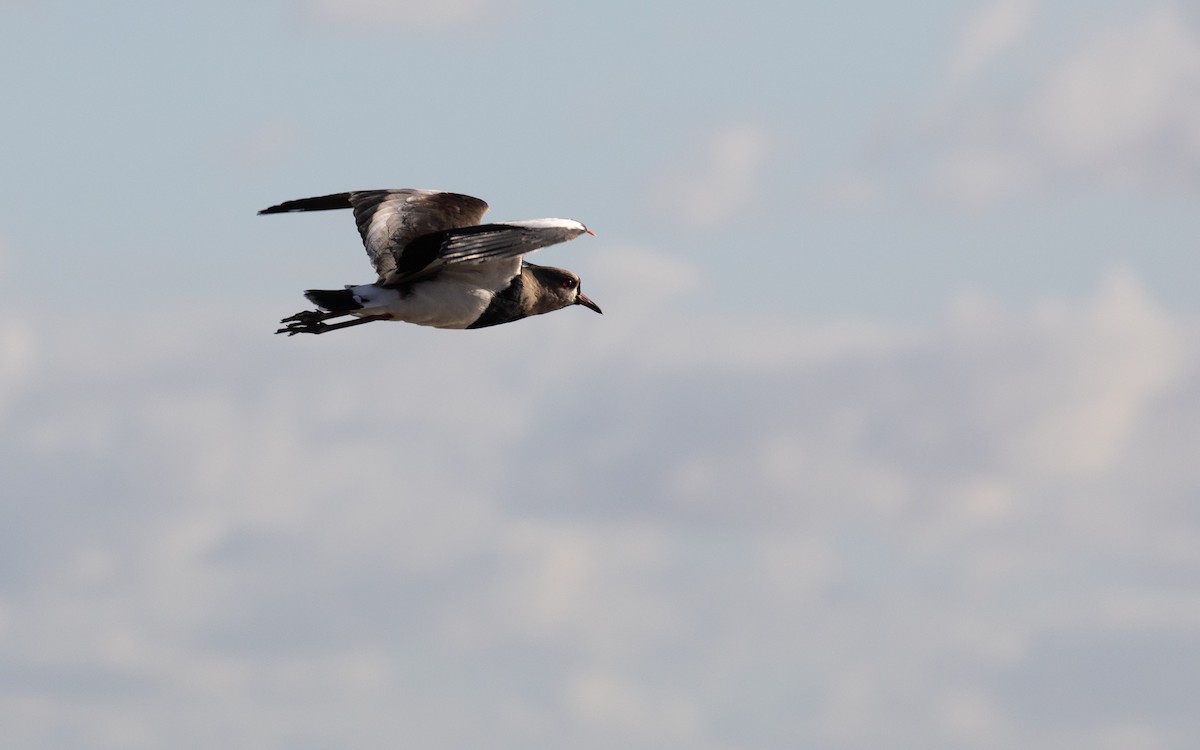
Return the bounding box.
[524,263,603,316]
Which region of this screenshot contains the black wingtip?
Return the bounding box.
[257,192,355,215]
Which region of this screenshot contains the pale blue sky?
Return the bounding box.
[3,0,1196,316]
[3,2,1199,749]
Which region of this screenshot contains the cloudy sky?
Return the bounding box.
[2,1,1199,748]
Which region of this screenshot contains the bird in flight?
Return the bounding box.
[259,189,601,335]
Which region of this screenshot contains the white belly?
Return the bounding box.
[347,261,520,329]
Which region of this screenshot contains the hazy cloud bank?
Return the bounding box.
[932,4,1200,208]
[1,253,1197,749]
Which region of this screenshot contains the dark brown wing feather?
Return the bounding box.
[259,189,490,284]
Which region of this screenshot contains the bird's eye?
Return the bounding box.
[561,278,576,289]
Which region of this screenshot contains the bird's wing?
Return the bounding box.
[259,189,490,283]
[382,223,583,287]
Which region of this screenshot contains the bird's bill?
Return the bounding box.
[584,228,596,236]
[576,293,603,314]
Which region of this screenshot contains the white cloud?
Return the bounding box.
[946,0,1039,89]
[931,5,1200,206]
[1,259,1199,749]
[939,267,1181,475]
[0,243,33,424]
[650,122,774,230]
[1023,6,1200,181]
[305,0,498,30]
[583,245,701,298]
[566,670,703,744]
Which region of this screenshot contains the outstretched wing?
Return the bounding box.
[259,189,490,283]
[382,220,589,287]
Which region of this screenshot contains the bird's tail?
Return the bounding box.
[304,288,362,314]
